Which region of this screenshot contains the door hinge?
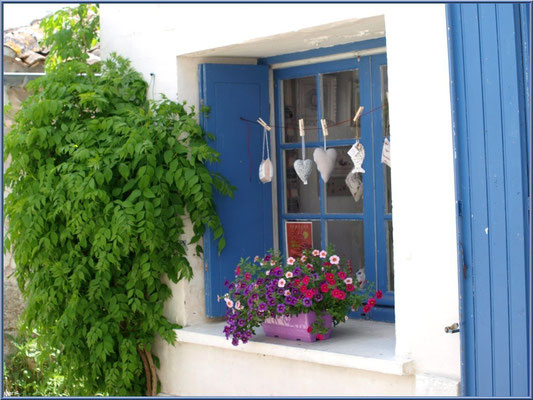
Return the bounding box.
[445,322,460,333]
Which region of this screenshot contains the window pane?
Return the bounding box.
[282,76,318,143]
[386,220,394,291]
[284,149,320,214]
[326,146,363,213]
[326,220,365,276]
[384,163,392,214]
[285,220,321,257]
[381,65,389,137]
[321,70,360,140]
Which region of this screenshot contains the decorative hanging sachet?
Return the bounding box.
[293,119,313,185]
[259,125,273,183]
[347,106,366,174]
[313,119,337,183]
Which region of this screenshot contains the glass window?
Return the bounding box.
[282,76,318,143]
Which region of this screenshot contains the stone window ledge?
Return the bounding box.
[175,319,413,376]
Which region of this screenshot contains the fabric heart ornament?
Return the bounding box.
[313,147,337,183]
[294,159,314,185]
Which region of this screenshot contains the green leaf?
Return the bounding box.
[118,163,129,179]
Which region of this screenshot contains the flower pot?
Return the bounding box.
[262,311,333,342]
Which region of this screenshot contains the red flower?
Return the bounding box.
[325,273,334,281]
[244,272,251,281]
[235,266,241,275]
[306,263,314,270]
[302,276,310,285]
[375,290,383,299]
[293,279,301,286]
[312,288,319,294]
[337,290,346,300]
[307,326,313,333]
[323,262,331,266]
[346,284,355,292]
[300,285,308,293]
[320,283,329,293]
[368,297,376,307]
[305,290,314,299]
[337,271,347,280]
[317,334,324,340]
[331,289,341,299]
[327,278,336,286]
[363,305,371,313]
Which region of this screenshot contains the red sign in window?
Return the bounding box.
[285,222,313,258]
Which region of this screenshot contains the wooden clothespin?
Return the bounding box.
[354,106,364,141]
[320,119,329,136]
[257,117,271,131]
[299,119,305,136]
[353,106,364,123]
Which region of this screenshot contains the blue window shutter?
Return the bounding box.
[199,64,272,317]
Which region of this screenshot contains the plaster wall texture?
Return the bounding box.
[153,337,415,396]
[101,1,461,388]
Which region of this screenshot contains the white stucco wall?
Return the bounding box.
[100,2,461,391]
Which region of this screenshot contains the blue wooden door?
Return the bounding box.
[447,3,531,396]
[199,64,272,317]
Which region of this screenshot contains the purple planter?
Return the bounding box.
[262,311,333,342]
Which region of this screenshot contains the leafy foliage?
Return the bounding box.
[4,4,232,396]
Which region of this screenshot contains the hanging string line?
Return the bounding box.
[239,104,384,131]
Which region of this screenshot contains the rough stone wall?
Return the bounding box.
[3,83,30,355]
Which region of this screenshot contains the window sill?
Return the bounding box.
[175,319,413,376]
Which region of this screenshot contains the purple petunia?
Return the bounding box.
[256,278,264,285]
[258,302,267,312]
[291,288,299,296]
[232,338,239,346]
[315,293,324,302]
[238,319,246,327]
[303,298,312,307]
[264,254,271,262]
[293,267,302,276]
[251,293,259,301]
[247,297,254,307]
[276,303,286,313]
[274,269,283,277]
[277,288,284,295]
[268,298,276,307]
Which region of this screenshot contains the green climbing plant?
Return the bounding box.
[4,4,232,396]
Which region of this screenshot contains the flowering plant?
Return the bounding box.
[222,247,382,346]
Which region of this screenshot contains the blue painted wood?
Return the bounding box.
[259,37,386,66]
[199,64,272,317]
[447,3,531,396]
[371,53,394,308]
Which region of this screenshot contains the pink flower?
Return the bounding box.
[278,278,286,288]
[307,326,313,333]
[254,256,260,262]
[287,257,296,265]
[363,305,371,313]
[300,255,307,262]
[270,260,276,266]
[368,297,376,307]
[305,290,314,299]
[302,276,310,285]
[346,284,355,292]
[225,298,234,308]
[284,290,291,296]
[266,270,270,275]
[317,334,324,340]
[337,271,347,280]
[235,301,243,310]
[312,249,320,256]
[306,263,314,271]
[235,266,241,275]
[329,255,340,264]
[376,290,383,299]
[285,271,293,279]
[325,273,334,281]
[344,277,353,284]
[320,283,329,293]
[244,272,251,281]
[319,250,327,258]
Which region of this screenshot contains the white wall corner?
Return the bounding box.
[415,373,461,396]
